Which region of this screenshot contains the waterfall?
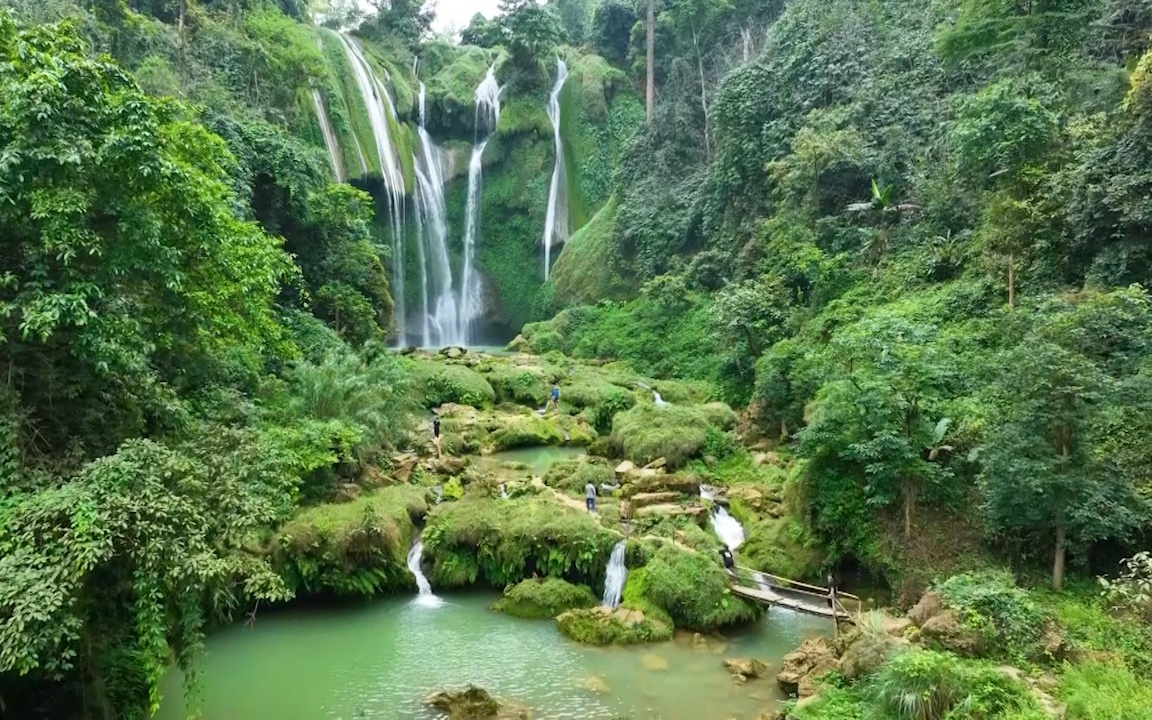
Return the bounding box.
[413,81,463,347]
[500,483,509,499]
[700,486,745,550]
[338,33,409,346]
[601,540,628,609]
[542,58,570,280]
[407,541,444,607]
[458,66,502,344]
[311,89,345,182]
[654,391,670,408]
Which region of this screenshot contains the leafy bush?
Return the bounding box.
[641,545,760,631]
[869,650,1043,720]
[422,496,619,588]
[935,572,1051,662]
[407,359,497,408]
[608,402,736,468]
[1044,588,1152,677]
[491,577,598,619]
[1060,661,1152,720]
[542,456,615,493]
[1099,552,1152,624]
[740,516,826,582]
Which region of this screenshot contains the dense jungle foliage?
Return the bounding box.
[3,0,1152,718]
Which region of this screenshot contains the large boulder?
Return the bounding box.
[920,609,984,656]
[908,590,945,626]
[776,638,838,696]
[556,606,673,646]
[723,657,770,680]
[622,473,703,498]
[491,578,597,620]
[839,632,909,681]
[426,686,528,719]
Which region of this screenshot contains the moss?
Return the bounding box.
[481,362,552,406]
[642,544,761,632]
[491,577,598,619]
[407,358,496,407]
[422,495,620,588]
[607,402,736,469]
[423,43,497,139]
[556,606,673,646]
[490,414,567,450]
[551,197,635,310]
[542,456,615,493]
[274,485,427,597]
[740,515,826,582]
[320,28,380,178]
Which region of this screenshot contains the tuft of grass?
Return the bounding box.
[1060,661,1152,720]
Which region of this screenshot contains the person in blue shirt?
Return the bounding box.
[550,384,560,411]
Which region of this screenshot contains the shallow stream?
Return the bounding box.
[156,594,828,720]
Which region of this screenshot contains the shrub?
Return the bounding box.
[483,363,551,407]
[935,571,1050,662]
[1099,551,1152,624]
[641,544,761,631]
[422,496,620,588]
[556,606,673,645]
[492,577,598,619]
[608,402,737,469]
[274,486,426,597]
[1060,661,1152,719]
[740,516,826,582]
[490,415,567,450]
[542,456,615,493]
[407,359,496,408]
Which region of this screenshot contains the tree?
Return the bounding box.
[591,0,637,65]
[979,289,1152,589]
[461,12,504,48]
[646,0,655,124]
[664,0,732,158]
[551,0,591,44]
[499,0,565,72]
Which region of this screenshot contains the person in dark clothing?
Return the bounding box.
[719,547,735,570]
[432,413,442,458]
[584,481,597,512]
[827,573,838,608]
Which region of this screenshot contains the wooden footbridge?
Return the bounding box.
[726,566,858,623]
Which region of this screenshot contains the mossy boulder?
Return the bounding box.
[556,606,673,646]
[274,486,427,597]
[426,685,529,720]
[551,197,634,309]
[739,515,825,582]
[408,358,496,408]
[641,544,761,632]
[481,362,552,407]
[542,456,615,493]
[491,577,598,619]
[608,402,737,469]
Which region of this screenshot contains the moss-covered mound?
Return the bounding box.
[639,544,761,632]
[739,515,826,582]
[480,362,553,407]
[551,197,634,309]
[561,368,637,432]
[556,606,673,646]
[607,402,737,469]
[275,486,427,597]
[408,358,496,408]
[489,411,599,449]
[422,496,620,588]
[542,456,615,493]
[491,577,598,619]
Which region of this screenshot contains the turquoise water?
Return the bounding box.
[157,594,829,720]
[480,446,588,475]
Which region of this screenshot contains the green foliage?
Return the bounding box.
[275,486,425,597]
[481,362,551,406]
[407,359,497,408]
[542,456,615,493]
[550,197,635,308]
[641,545,760,631]
[491,577,597,619]
[555,605,673,645]
[608,402,735,469]
[740,515,826,582]
[422,496,619,588]
[934,572,1051,662]
[1060,661,1152,719]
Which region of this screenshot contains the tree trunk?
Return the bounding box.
[780,419,788,440]
[646,0,655,125]
[1053,523,1066,590]
[903,476,917,540]
[693,27,711,159]
[1007,253,1016,308]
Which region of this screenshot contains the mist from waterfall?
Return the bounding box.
[338,33,409,346]
[543,58,570,280]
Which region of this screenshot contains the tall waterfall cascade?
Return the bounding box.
[338,33,409,346]
[601,540,628,608]
[542,58,570,280]
[700,486,745,550]
[310,89,345,182]
[407,540,444,607]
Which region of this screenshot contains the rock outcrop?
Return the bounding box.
[776,637,837,697]
[920,609,984,656]
[908,590,944,627]
[556,606,673,646]
[723,657,770,680]
[426,686,529,719]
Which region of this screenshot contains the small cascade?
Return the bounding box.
[338,33,408,346]
[700,486,745,551]
[654,391,670,408]
[601,540,628,608]
[458,66,502,344]
[407,540,444,607]
[433,486,443,504]
[500,483,509,499]
[542,58,570,280]
[310,89,345,182]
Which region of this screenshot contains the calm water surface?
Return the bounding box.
[480,446,588,475]
[157,594,828,720]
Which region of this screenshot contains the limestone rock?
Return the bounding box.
[633,504,708,523]
[777,638,838,696]
[630,491,679,509]
[507,334,528,352]
[426,685,529,719]
[1041,621,1068,661]
[393,453,419,483]
[641,653,669,671]
[884,616,914,638]
[839,632,908,681]
[920,609,984,656]
[574,675,610,694]
[908,590,944,627]
[622,473,702,498]
[327,482,362,503]
[643,457,668,470]
[614,460,636,475]
[725,486,765,510]
[440,346,467,359]
[751,451,782,467]
[433,456,466,476]
[723,657,769,679]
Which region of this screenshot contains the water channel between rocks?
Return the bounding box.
[156,594,829,720]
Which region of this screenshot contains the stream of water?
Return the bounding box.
[542,58,569,280]
[601,540,628,608]
[156,594,828,720]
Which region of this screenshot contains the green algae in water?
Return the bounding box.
[157,594,828,720]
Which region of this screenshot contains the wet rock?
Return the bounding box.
[777,638,838,696]
[622,473,703,498]
[920,609,984,656]
[507,334,528,352]
[556,606,673,646]
[908,590,944,627]
[440,346,467,359]
[574,675,610,694]
[631,491,680,508]
[641,653,669,671]
[426,685,529,719]
[633,504,708,524]
[399,345,417,355]
[725,486,765,511]
[730,673,747,685]
[723,657,769,679]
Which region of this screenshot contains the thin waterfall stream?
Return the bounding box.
[406,540,444,608]
[542,58,569,280]
[700,485,745,551]
[310,88,345,182]
[458,66,501,344]
[601,540,628,608]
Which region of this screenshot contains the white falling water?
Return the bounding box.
[700,486,745,550]
[542,58,570,280]
[414,81,463,347]
[338,33,408,346]
[407,541,444,607]
[601,540,628,608]
[458,66,502,343]
[654,391,670,408]
[310,89,345,182]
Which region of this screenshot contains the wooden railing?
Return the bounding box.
[729,565,861,602]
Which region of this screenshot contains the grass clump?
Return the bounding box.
[407,359,496,408]
[542,456,615,493]
[556,606,673,646]
[607,402,736,469]
[481,362,552,407]
[1059,661,1152,720]
[422,496,619,588]
[935,571,1051,662]
[641,544,760,631]
[491,577,598,619]
[275,486,426,597]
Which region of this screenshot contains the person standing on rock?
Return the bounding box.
[550,384,560,412]
[585,480,597,513]
[719,546,735,571]
[432,412,441,458]
[827,573,838,610]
